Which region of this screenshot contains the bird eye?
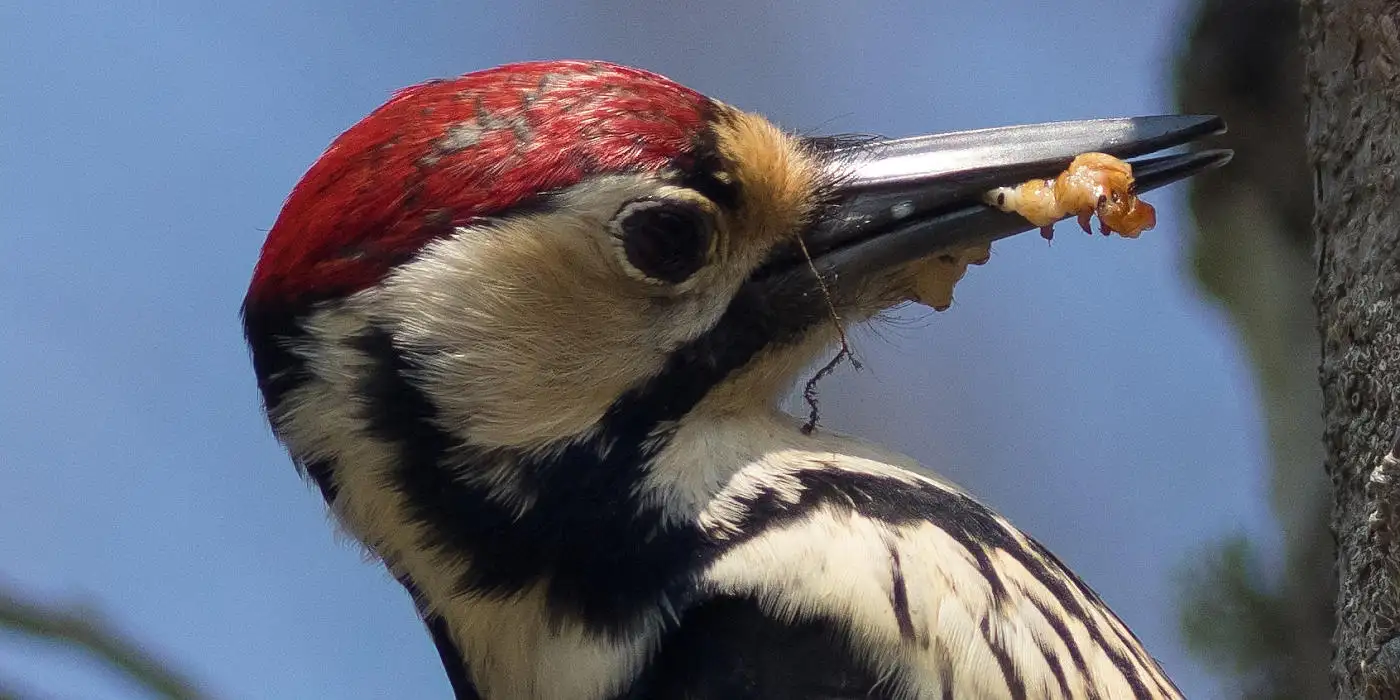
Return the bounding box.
[611,197,715,285]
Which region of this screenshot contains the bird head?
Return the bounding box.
[252,61,849,447]
[241,59,1225,695]
[244,61,937,467]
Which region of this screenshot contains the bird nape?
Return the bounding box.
[241,59,1228,700]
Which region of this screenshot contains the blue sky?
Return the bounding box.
[1,1,1270,697]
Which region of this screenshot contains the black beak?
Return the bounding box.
[780,115,1231,287]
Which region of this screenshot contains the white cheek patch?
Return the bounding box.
[272,303,667,700]
[373,174,750,456]
[271,301,473,611]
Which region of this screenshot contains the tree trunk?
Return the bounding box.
[1303,1,1400,697]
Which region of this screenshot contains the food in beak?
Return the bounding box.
[985,152,1157,240]
[905,152,1158,311]
[905,244,992,311]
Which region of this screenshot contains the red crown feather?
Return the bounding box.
[247,60,715,306]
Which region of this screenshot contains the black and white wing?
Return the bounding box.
[641,464,1184,700]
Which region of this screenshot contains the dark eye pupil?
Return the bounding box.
[618,200,712,284]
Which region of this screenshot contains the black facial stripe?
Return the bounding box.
[352,327,716,639]
[338,260,830,633]
[243,305,474,690]
[605,271,826,432]
[244,248,832,646]
[241,303,339,502]
[241,303,312,415]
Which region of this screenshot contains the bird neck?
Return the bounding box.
[386,405,925,700]
[268,306,920,697]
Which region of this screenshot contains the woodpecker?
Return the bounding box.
[243,60,1229,699]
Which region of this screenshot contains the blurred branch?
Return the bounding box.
[1173,1,1333,698]
[0,584,208,700]
[0,672,58,700]
[1176,535,1294,699]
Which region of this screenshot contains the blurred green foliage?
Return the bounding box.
[0,583,207,699]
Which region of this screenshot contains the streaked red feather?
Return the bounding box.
[248,60,714,306]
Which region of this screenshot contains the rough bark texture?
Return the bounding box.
[1304,1,1400,697]
[1174,2,1333,697]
